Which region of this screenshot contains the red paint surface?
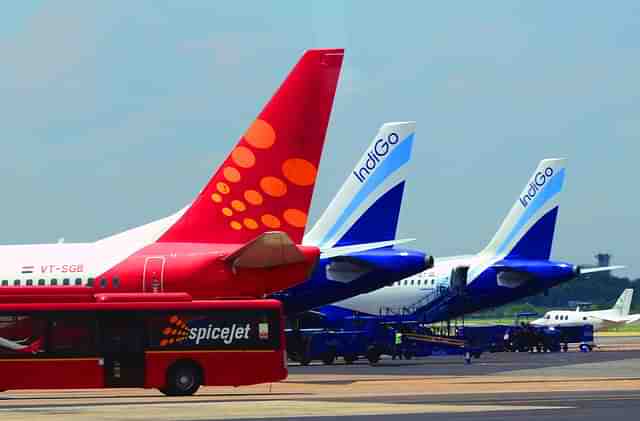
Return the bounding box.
[0,359,104,390]
[159,49,343,244]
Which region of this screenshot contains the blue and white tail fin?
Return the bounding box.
[612,289,633,316]
[304,122,416,248]
[480,158,567,261]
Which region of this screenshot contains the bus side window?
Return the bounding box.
[50,317,96,355]
[0,315,46,356]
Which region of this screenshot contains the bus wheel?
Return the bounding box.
[161,361,202,396]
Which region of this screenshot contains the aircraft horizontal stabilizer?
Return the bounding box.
[320,239,416,259]
[579,265,626,275]
[626,315,640,325]
[225,232,306,269]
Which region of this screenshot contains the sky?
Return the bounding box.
[1,1,638,278]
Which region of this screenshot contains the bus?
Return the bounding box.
[0,297,286,396]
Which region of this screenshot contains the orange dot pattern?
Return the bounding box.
[244,218,258,230]
[244,119,276,149]
[282,158,317,186]
[217,182,230,195]
[283,208,307,228]
[261,214,281,229]
[260,176,287,197]
[231,200,246,212]
[223,166,241,183]
[245,190,263,206]
[211,119,316,232]
[232,146,256,169]
[159,315,189,347]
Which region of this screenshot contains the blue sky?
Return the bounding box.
[1,1,638,278]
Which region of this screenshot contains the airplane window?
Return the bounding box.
[38,279,45,286]
[14,280,20,286]
[583,317,587,321]
[554,315,558,320]
[63,278,70,286]
[100,278,107,288]
[75,278,82,286]
[51,279,58,286]
[87,278,95,287]
[26,279,33,286]
[1,280,7,287]
[112,277,120,288]
[410,280,414,286]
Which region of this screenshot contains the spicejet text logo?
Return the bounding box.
[159,315,266,347]
[519,167,554,208]
[352,132,400,183]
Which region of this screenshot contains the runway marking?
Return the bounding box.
[0,400,572,421]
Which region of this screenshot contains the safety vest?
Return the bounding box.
[395,332,402,345]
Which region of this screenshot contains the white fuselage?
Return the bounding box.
[331,254,486,315]
[532,309,633,331]
[0,211,183,288]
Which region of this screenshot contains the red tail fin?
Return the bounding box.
[159,49,344,244]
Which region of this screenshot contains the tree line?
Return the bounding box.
[472,272,639,318]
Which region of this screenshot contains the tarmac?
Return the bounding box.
[0,336,639,420]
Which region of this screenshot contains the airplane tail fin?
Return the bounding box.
[304,122,416,248]
[158,49,344,244]
[612,288,634,316]
[480,158,567,260]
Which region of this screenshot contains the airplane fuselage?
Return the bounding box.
[532,309,630,331]
[326,254,577,322]
[273,247,429,316]
[0,242,318,302]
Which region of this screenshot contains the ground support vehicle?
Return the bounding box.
[0,296,286,395]
[286,315,485,365]
[477,323,595,353]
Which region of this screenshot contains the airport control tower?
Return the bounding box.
[595,253,611,267]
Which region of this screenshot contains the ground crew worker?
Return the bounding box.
[393,330,403,360]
